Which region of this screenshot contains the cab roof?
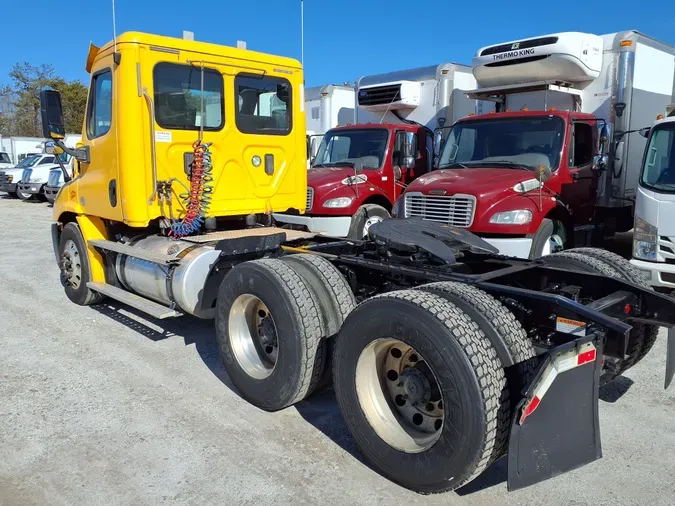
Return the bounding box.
[89,31,302,72]
[331,122,419,131]
[460,110,594,122]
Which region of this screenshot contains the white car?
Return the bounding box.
[0,155,40,198]
[44,165,71,203]
[14,154,63,200]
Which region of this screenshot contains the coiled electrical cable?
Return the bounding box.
[170,140,213,237]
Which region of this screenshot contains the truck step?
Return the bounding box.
[88,239,180,265]
[87,282,182,319]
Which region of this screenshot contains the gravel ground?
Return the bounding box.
[1,196,674,506]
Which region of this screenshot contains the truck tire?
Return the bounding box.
[215,258,325,411]
[543,249,656,384]
[348,204,390,240]
[282,254,357,391]
[333,289,505,493]
[58,222,104,306]
[417,282,537,463]
[529,218,567,258]
[564,248,659,367]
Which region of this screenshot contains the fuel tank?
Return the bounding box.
[115,235,221,319]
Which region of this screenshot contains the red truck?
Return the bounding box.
[274,63,477,238]
[395,30,675,258]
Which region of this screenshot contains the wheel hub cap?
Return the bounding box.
[228,295,278,379]
[60,239,82,289]
[355,338,444,453]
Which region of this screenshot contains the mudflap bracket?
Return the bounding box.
[507,336,603,491]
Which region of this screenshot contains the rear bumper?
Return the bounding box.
[630,258,675,289]
[273,213,352,237]
[483,237,533,259]
[18,182,43,195]
[0,182,17,193]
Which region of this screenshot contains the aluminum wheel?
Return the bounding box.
[355,338,444,453]
[60,238,83,289]
[540,234,565,257]
[228,294,279,380]
[362,216,384,238]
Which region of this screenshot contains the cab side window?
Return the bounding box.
[38,156,55,165]
[235,74,292,135]
[571,123,593,167]
[86,70,112,139]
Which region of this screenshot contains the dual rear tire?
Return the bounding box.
[542,247,659,384]
[215,258,532,493]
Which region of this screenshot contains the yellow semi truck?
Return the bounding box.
[41,31,675,494]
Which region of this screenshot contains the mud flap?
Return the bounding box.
[507,339,603,491]
[666,327,675,389]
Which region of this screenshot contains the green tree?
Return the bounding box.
[0,62,87,137]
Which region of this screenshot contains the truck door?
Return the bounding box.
[562,121,597,224]
[231,72,300,204]
[77,63,123,221]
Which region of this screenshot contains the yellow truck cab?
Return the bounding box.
[52,31,306,229]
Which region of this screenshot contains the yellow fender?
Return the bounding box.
[75,214,108,283]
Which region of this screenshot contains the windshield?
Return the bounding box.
[313,129,388,170]
[641,123,675,193]
[438,116,565,171]
[16,156,39,168]
[0,153,10,164]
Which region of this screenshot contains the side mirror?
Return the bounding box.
[535,165,552,183]
[592,154,609,172]
[403,131,415,158]
[404,156,415,170]
[40,90,65,140]
[44,142,56,154]
[614,102,626,118]
[639,127,651,138]
[599,125,608,146]
[433,130,443,157]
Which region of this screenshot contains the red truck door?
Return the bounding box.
[561,121,598,225]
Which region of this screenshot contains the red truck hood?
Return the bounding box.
[307,166,364,190]
[408,168,537,197]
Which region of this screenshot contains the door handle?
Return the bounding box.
[265,154,274,175]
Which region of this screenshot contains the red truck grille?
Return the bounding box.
[404,192,476,228]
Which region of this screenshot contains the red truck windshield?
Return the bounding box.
[438,116,565,171]
[313,128,388,170]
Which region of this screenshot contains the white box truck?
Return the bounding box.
[631,105,675,289]
[275,63,478,238]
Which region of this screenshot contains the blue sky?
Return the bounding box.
[1,0,674,88]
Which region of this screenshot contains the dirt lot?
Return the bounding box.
[1,196,674,506]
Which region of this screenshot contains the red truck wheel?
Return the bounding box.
[529,218,567,258]
[348,204,390,239]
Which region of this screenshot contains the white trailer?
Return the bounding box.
[3,137,47,164]
[355,62,478,130]
[305,84,355,162]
